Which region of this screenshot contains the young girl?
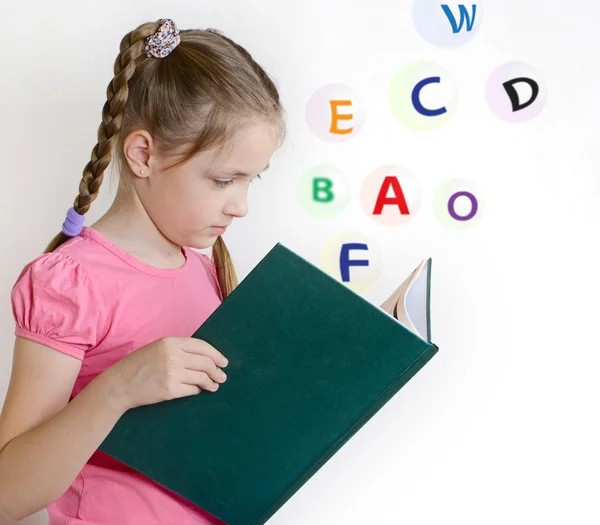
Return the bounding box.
[0,18,286,525]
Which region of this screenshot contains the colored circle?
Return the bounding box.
[296,164,351,218]
[486,61,547,122]
[305,83,365,142]
[389,61,458,131]
[432,178,484,229]
[412,0,483,48]
[319,232,382,294]
[360,164,422,226]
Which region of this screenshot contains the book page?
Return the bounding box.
[379,259,431,341]
[405,261,430,342]
[379,261,422,335]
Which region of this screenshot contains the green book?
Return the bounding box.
[99,242,439,525]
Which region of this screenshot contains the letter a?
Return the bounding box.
[372,176,410,215]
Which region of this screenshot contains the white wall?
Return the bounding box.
[1,1,598,524]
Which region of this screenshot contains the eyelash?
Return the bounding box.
[213,174,261,189]
[213,179,233,188]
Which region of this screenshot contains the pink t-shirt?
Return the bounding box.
[10,226,227,525]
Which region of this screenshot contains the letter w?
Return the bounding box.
[441,4,477,33]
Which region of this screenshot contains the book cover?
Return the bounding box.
[99,242,439,525]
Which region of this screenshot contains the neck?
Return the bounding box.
[90,182,185,269]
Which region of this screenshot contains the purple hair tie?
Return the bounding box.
[62,207,85,237]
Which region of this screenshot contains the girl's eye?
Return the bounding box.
[213,179,233,188]
[213,174,262,188]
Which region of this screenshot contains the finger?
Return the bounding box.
[174,337,228,367]
[172,383,203,399]
[181,369,220,391]
[183,354,227,383]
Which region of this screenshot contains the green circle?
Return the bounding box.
[296,164,350,218]
[432,179,483,229]
[388,61,458,132]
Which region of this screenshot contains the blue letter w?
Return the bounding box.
[441,4,477,33]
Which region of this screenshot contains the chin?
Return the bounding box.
[184,233,220,250]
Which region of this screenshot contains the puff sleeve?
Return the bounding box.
[11,252,104,360]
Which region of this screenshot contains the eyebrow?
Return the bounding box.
[219,162,270,178]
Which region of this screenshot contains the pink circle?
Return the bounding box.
[360,165,422,226]
[486,61,546,122]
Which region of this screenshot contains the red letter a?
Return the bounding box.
[372,176,410,215]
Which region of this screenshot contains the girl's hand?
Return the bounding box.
[103,337,229,412]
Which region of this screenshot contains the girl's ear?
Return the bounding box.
[123,129,154,179]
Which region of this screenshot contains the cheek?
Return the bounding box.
[148,176,209,226]
[174,186,212,223]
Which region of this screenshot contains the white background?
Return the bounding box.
[1,0,598,524]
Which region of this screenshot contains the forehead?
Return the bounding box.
[199,121,279,173]
[225,123,278,163]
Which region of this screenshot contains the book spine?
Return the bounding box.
[249,342,440,525]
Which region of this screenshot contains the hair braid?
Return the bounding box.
[44,22,161,253]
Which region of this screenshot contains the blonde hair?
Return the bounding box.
[44,21,286,300]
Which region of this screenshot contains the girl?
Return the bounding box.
[0,18,286,525]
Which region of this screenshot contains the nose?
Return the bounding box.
[223,189,249,219]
